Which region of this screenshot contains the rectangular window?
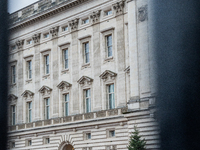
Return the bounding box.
[63,49,69,69]
[45,138,50,144]
[45,55,49,74]
[108,84,115,109]
[109,130,115,137]
[62,26,68,31]
[11,105,16,125]
[84,42,89,63]
[27,102,32,123]
[105,10,112,16]
[27,61,32,79]
[64,94,69,116]
[85,89,91,113]
[28,140,32,146]
[107,35,112,57]
[83,18,89,24]
[27,40,32,45]
[45,98,50,119]
[44,33,49,38]
[86,133,91,140]
[11,65,16,84]
[11,142,15,148]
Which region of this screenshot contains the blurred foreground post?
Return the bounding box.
[0,0,8,149]
[151,0,200,149]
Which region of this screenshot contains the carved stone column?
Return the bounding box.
[113,0,126,107]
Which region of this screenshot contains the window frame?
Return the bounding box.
[63,49,69,69]
[64,93,69,116]
[84,42,90,63]
[27,101,32,123]
[27,60,32,79]
[107,84,115,109]
[106,34,113,57]
[27,39,32,45]
[11,105,16,125]
[82,18,89,24]
[45,98,50,120]
[85,89,91,113]
[11,65,16,84]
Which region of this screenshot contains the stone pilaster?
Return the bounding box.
[92,19,102,111]
[127,0,140,101]
[113,0,126,108]
[34,44,41,121]
[71,30,79,114]
[50,27,59,118]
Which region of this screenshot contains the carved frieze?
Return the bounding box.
[57,81,72,91]
[138,5,148,22]
[77,76,93,87]
[15,39,24,49]
[113,0,125,15]
[38,85,52,96]
[21,90,34,100]
[32,33,41,44]
[50,26,59,38]
[69,18,79,31]
[90,10,101,24]
[99,70,117,82]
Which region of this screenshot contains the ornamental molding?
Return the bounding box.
[138,5,148,22]
[8,94,18,101]
[21,90,34,99]
[50,26,59,38]
[32,33,41,44]
[69,18,79,31]
[57,81,72,91]
[9,0,90,31]
[77,76,93,86]
[113,0,125,15]
[38,85,52,96]
[15,39,24,49]
[90,10,101,24]
[99,70,117,82]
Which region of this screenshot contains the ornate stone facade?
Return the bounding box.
[8,0,159,150]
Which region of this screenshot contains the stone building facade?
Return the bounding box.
[8,0,159,149]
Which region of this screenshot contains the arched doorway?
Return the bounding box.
[62,144,74,150]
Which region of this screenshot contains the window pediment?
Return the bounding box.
[21,90,34,100]
[8,94,18,101]
[77,76,93,87]
[99,70,117,82]
[57,81,72,91]
[39,85,52,96]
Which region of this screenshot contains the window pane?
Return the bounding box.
[86,98,91,113]
[65,102,69,116]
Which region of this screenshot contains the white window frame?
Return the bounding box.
[45,55,50,75]
[64,94,69,116]
[62,26,68,32]
[11,65,16,84]
[84,42,89,63]
[105,9,112,16]
[106,35,112,57]
[85,89,91,113]
[63,49,69,69]
[82,18,89,24]
[27,101,32,123]
[45,98,50,120]
[27,60,32,79]
[11,105,16,125]
[108,84,115,109]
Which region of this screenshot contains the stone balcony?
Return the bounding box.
[8,107,128,132]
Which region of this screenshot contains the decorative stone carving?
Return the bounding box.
[32,33,41,44]
[113,0,125,15]
[99,70,117,82]
[15,39,24,49]
[69,18,79,31]
[138,5,148,22]
[106,145,117,150]
[57,81,72,91]
[77,76,93,87]
[124,66,130,75]
[38,85,52,96]
[50,26,59,38]
[21,90,34,100]
[90,10,101,23]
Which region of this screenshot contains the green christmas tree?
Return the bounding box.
[127,126,146,150]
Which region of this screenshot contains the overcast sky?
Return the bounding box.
[8,0,38,13]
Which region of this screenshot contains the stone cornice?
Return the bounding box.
[9,0,90,31]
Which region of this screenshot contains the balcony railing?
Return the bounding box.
[9,107,128,131]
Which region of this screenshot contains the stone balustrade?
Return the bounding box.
[9,107,128,132]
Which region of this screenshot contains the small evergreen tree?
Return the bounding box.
[127,126,146,150]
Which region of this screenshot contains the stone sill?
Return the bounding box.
[26,79,32,83]
[42,74,50,79]
[81,63,91,69]
[61,69,69,74]
[8,107,128,132]
[104,56,114,63]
